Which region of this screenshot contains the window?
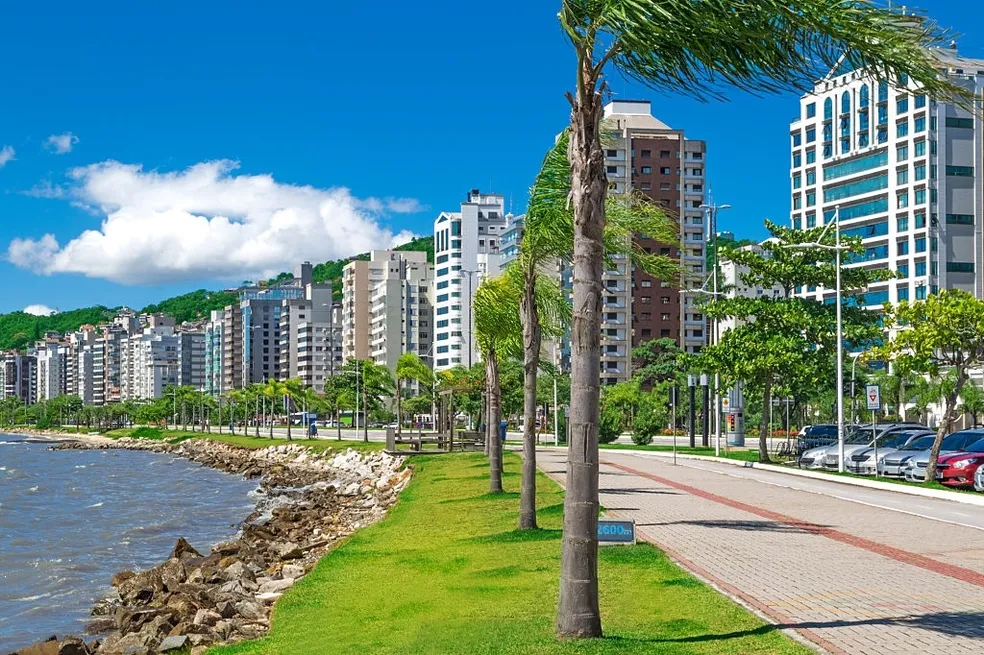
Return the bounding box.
[792,132,802,147]
[897,263,909,278]
[946,214,974,225]
[842,91,851,114]
[914,140,926,157]
[897,241,909,255]
[897,216,908,232]
[793,195,802,210]
[878,80,888,102]
[824,97,833,120]
[896,97,908,114]
[897,287,909,302]
[806,213,817,228]
[806,102,816,118]
[946,117,974,129]
[914,189,926,205]
[897,168,908,185]
[451,222,461,236]
[915,94,926,109]
[640,296,651,304]
[660,167,670,174]
[915,261,926,276]
[915,213,926,229]
[806,127,816,143]
[806,192,816,207]
[792,153,802,168]
[641,166,652,174]
[806,149,816,164]
[947,262,975,273]
[792,217,802,230]
[606,149,618,157]
[792,174,801,189]
[915,237,926,253]
[660,296,671,304]
[878,105,888,125]
[806,170,816,185]
[859,85,870,108]
[606,166,617,174]
[915,286,927,301]
[914,116,926,132]
[896,121,909,138]
[824,150,887,180]
[823,174,888,202]
[641,149,651,157]
[946,165,974,177]
[897,193,909,209]
[914,164,926,181]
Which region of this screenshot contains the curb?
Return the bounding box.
[526,445,984,507]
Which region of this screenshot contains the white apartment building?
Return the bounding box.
[35,342,68,401]
[791,49,984,308]
[367,251,435,375]
[432,190,512,372]
[718,240,785,334]
[122,325,181,400]
[279,282,339,392]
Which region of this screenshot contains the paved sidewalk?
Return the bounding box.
[538,449,984,655]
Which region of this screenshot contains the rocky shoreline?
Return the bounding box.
[10,438,410,655]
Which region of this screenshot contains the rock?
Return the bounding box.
[159,558,187,591]
[57,638,91,655]
[157,635,187,652]
[255,592,283,603]
[193,609,221,627]
[111,571,135,587]
[169,537,202,561]
[222,560,255,583]
[257,577,294,595]
[86,618,117,635]
[281,564,305,579]
[190,647,208,655]
[234,599,265,620]
[14,639,60,655]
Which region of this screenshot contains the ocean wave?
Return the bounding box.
[11,592,51,602]
[87,502,104,508]
[27,486,39,493]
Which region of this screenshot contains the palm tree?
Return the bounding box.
[554,0,966,639]
[396,353,433,436]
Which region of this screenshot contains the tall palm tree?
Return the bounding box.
[395,353,433,436]
[555,0,967,639]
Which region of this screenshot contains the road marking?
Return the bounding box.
[602,459,984,590]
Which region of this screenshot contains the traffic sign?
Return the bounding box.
[866,384,881,411]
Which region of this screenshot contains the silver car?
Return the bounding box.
[846,430,933,475]
[902,430,984,482]
[823,424,929,470]
[878,434,940,477]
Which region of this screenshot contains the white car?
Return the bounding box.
[845,430,933,475]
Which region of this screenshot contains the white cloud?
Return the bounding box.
[0,145,15,168]
[23,180,67,199]
[23,304,58,316]
[7,159,422,285]
[44,132,79,154]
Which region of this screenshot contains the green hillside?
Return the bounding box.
[0,236,434,352]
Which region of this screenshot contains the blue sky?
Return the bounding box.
[1,0,980,314]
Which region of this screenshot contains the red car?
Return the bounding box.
[936,436,984,488]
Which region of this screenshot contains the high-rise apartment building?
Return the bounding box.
[367,251,435,375]
[94,325,127,406]
[178,330,205,389]
[432,190,513,371]
[122,324,181,400]
[791,49,984,307]
[35,341,69,401]
[278,281,338,392]
[204,310,224,396]
[0,353,37,404]
[602,101,708,366]
[719,241,785,334]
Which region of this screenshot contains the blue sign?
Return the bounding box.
[598,519,635,544]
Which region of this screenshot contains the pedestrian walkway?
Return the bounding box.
[537,449,984,655]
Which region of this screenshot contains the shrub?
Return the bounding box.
[632,399,663,446]
[599,405,622,444]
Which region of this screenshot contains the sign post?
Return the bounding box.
[866,384,881,476]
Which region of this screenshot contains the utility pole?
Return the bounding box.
[699,200,731,456]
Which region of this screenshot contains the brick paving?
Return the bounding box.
[537,449,984,654]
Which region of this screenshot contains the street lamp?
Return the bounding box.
[698,201,730,456]
[459,269,479,369]
[679,286,725,455]
[850,351,864,424]
[782,206,848,472]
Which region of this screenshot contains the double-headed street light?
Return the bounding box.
[782,206,849,472]
[680,286,725,455]
[698,201,731,456]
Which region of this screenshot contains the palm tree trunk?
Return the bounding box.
[336,408,342,440]
[363,380,369,443]
[486,349,503,494]
[759,378,772,463]
[519,273,541,530]
[557,82,604,640]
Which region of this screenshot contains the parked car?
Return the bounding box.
[903,430,984,482]
[822,423,930,470]
[845,430,934,475]
[936,437,984,488]
[799,425,866,469]
[797,424,838,455]
[877,434,940,477]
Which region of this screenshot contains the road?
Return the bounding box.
[537,448,984,654]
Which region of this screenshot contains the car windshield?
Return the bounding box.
[879,433,917,449]
[845,428,874,444]
[900,435,935,451]
[806,425,837,437]
[963,438,984,452]
[942,432,984,450]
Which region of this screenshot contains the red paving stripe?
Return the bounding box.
[603,459,984,591]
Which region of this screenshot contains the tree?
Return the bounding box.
[338,359,395,441]
[697,221,890,463]
[876,290,984,482]
[632,338,683,388]
[395,353,433,436]
[959,382,984,428]
[554,0,964,638]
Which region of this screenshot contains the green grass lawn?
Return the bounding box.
[596,443,765,463]
[208,452,807,655]
[102,427,383,453]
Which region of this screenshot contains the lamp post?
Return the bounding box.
[459,269,479,369]
[783,206,847,472]
[553,342,560,447]
[699,202,731,456]
[679,286,724,454]
[850,352,864,424]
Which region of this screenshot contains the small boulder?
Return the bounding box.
[257,577,294,595]
[157,635,188,652]
[281,564,305,579]
[193,609,221,627]
[169,537,202,561]
[111,571,136,587]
